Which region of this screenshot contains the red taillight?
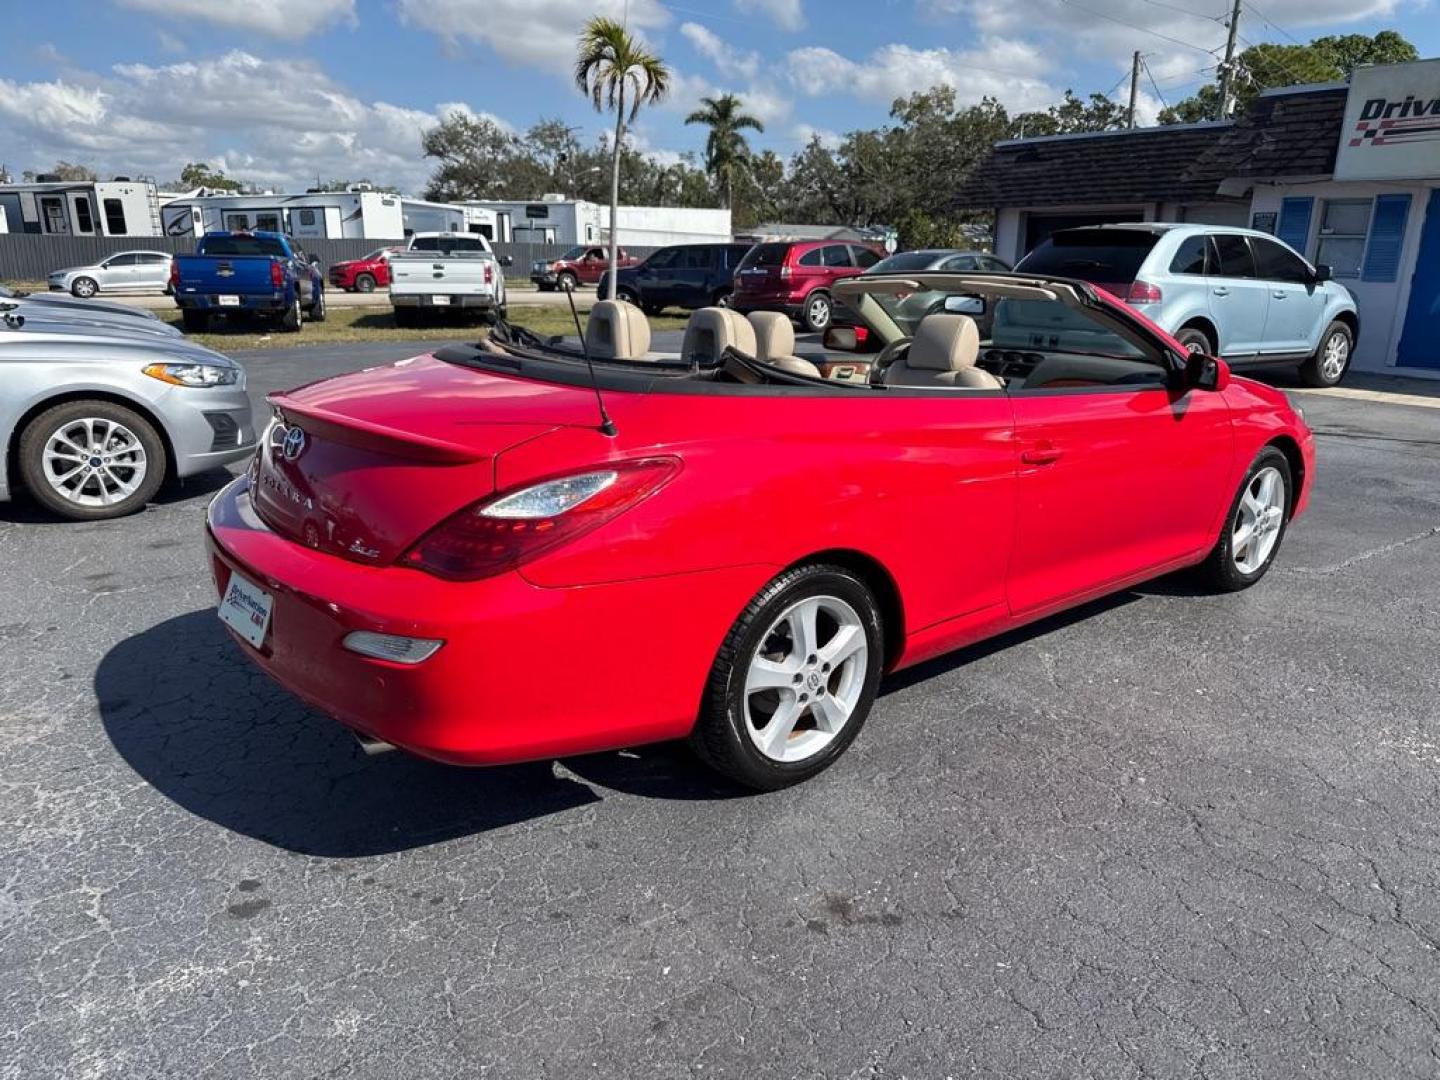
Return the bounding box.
[1126,280,1163,304]
[168,260,179,287]
[484,263,493,285]
[401,457,680,581]
[779,264,792,279]
[270,259,285,287]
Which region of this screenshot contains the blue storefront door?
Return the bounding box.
[1396,189,1440,370]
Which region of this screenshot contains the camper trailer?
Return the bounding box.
[0,179,163,237]
[161,189,465,241]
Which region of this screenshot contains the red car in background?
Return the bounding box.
[328,247,402,293]
[732,239,885,331]
[531,246,637,291]
[208,271,1313,791]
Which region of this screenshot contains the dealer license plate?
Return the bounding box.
[218,295,240,307]
[430,295,450,306]
[218,571,272,649]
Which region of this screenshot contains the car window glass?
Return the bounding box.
[822,245,853,268]
[1211,234,1255,278]
[140,253,169,264]
[646,247,680,269]
[201,235,288,256]
[107,254,138,266]
[943,255,979,271]
[851,247,881,268]
[1017,230,1157,284]
[982,257,1011,272]
[587,249,606,261]
[1168,236,1209,275]
[742,243,787,268]
[1251,238,1311,284]
[682,247,711,269]
[798,247,824,267]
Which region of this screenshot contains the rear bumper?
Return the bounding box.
[205,476,764,766]
[530,272,559,286]
[391,293,497,309]
[733,299,804,320]
[176,291,289,313]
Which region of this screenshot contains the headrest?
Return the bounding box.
[747,311,795,362]
[585,300,651,360]
[907,313,980,372]
[681,307,756,365]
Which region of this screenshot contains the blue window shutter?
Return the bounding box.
[1276,197,1314,254]
[1362,194,1411,283]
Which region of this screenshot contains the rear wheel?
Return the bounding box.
[1174,325,1215,355]
[308,287,326,322]
[616,286,640,307]
[802,291,832,332]
[71,277,98,299]
[19,401,165,520]
[1301,321,1352,387]
[280,295,302,333]
[1198,448,1292,592]
[690,564,883,790]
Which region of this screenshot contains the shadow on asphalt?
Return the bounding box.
[97,611,740,856]
[0,467,236,525]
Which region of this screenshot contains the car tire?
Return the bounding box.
[712,288,733,308]
[1198,447,1292,592]
[690,563,884,791]
[309,288,326,323]
[1174,325,1215,356]
[19,400,166,521]
[181,309,209,333]
[280,295,302,333]
[70,277,99,299]
[1301,321,1352,387]
[354,273,375,294]
[642,303,664,317]
[616,287,640,307]
[802,291,832,332]
[557,272,578,292]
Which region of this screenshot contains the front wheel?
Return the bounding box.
[354,273,375,294]
[19,400,166,520]
[616,287,640,307]
[690,564,884,790]
[71,277,98,299]
[557,272,578,293]
[1301,321,1352,387]
[802,291,832,332]
[1198,448,1292,592]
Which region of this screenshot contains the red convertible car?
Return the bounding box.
[207,272,1314,790]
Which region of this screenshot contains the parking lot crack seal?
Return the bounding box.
[1281,525,1440,576]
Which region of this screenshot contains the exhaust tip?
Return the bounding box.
[353,731,397,756]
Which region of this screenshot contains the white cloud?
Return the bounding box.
[0,51,502,193]
[681,22,759,81]
[735,0,804,31]
[787,38,1056,111]
[790,123,841,150]
[115,0,356,38]
[156,29,186,54]
[396,0,670,75]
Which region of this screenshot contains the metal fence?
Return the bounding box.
[0,235,662,285]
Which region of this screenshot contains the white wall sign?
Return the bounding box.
[1335,59,1440,181]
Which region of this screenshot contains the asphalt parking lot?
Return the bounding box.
[3,340,1439,1079]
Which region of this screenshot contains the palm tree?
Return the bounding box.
[685,94,765,216]
[574,16,670,300]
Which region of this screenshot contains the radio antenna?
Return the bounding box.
[565,286,617,437]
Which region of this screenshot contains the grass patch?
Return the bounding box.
[3,280,50,294]
[160,304,688,351]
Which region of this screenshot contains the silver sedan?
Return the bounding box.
[0,314,256,520]
[47,250,174,298]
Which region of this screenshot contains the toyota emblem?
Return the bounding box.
[271,424,307,462]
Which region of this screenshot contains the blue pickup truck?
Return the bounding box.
[172,231,325,333]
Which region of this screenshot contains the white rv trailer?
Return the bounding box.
[0,179,163,237]
[461,195,730,247]
[160,189,465,240]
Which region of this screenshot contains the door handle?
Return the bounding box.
[1212,287,1230,297]
[1272,291,1287,299]
[1021,443,1062,465]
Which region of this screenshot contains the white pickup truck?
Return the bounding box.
[388,232,511,328]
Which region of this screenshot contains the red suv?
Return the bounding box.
[731,240,883,331]
[328,247,401,293]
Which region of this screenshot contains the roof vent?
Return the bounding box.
[112,175,131,182]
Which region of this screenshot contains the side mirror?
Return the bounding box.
[822,326,859,351]
[499,255,513,267]
[944,294,985,316]
[1184,351,1230,392]
[1311,263,1332,283]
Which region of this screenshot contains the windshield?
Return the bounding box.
[1017,230,1157,285]
[363,248,392,261]
[201,235,288,257]
[559,246,587,261]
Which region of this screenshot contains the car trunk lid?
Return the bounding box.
[254,353,600,565]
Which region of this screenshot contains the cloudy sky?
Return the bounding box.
[1,0,1429,194]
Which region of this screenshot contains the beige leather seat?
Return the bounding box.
[681,307,756,366]
[585,300,651,360]
[748,312,822,378]
[882,314,1003,389]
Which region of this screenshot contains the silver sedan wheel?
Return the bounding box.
[1232,465,1286,575]
[41,418,148,509]
[743,595,868,763]
[1320,331,1350,382]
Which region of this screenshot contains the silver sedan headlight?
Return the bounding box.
[141,362,240,387]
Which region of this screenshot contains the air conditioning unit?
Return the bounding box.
[541,193,567,202]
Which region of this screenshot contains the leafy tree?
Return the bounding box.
[23,161,98,182]
[313,179,401,193]
[1013,90,1128,137]
[685,93,765,214]
[420,111,520,201]
[175,162,243,191]
[574,16,670,298]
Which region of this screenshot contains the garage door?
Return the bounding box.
[1023,211,1144,256]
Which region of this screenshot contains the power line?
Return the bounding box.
[1134,0,1225,20]
[1142,56,1172,112]
[1242,0,1304,45]
[1054,0,1222,57]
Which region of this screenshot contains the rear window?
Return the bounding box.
[869,251,940,273]
[199,235,288,257]
[1017,230,1159,284]
[740,243,789,269]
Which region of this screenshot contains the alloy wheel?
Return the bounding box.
[807,295,831,330]
[1320,332,1349,382]
[41,417,148,509]
[743,595,868,763]
[1232,465,1286,574]
[72,278,97,298]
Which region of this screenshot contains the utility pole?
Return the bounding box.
[1217,0,1243,120]
[1128,51,1141,129]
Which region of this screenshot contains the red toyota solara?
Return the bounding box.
[207,272,1314,790]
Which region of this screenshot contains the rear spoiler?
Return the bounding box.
[268,392,490,464]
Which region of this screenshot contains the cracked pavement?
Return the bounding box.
[2,341,1438,1078]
